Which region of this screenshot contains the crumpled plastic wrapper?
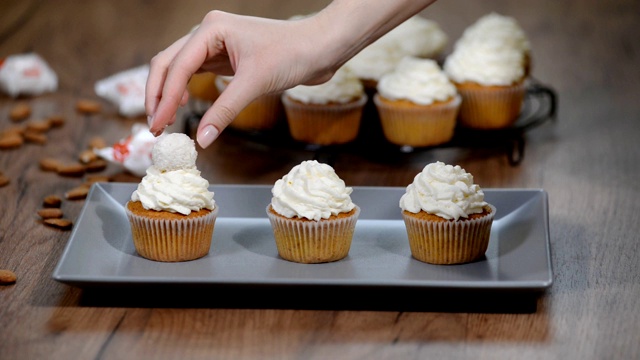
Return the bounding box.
[94,123,156,176]
[0,53,58,97]
[94,64,148,118]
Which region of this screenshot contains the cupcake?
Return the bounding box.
[266,160,360,263]
[215,75,284,132]
[187,72,220,114]
[400,161,496,265]
[282,66,366,146]
[374,56,461,147]
[443,13,530,129]
[126,133,218,262]
[345,15,448,92]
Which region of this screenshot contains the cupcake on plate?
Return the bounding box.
[374,56,461,148]
[266,160,360,264]
[400,161,496,265]
[215,75,284,132]
[126,133,218,262]
[282,66,366,146]
[443,13,530,129]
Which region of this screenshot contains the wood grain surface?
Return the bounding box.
[1,0,638,359]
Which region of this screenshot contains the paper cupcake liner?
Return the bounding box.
[455,82,526,129]
[402,204,496,265]
[374,94,461,147]
[126,205,219,262]
[266,205,361,264]
[282,94,367,145]
[215,77,284,131]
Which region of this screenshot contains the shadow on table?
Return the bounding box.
[78,285,543,314]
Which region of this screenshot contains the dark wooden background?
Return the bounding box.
[1,0,638,359]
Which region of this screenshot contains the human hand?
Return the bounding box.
[145,10,336,148]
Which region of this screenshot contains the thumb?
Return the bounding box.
[195,76,261,148]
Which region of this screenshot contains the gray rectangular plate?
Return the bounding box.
[53,183,552,291]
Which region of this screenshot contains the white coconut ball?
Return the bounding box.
[151,133,197,171]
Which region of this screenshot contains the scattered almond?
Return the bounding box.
[57,163,85,177]
[78,149,98,164]
[26,119,51,132]
[38,208,63,219]
[88,136,106,149]
[40,157,62,172]
[84,175,110,184]
[0,269,17,285]
[65,185,89,200]
[0,134,24,149]
[9,102,31,121]
[43,195,62,208]
[76,99,102,114]
[23,130,47,144]
[1,125,24,137]
[84,159,107,172]
[43,218,73,230]
[0,173,9,187]
[47,115,65,127]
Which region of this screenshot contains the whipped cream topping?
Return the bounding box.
[270,160,356,221]
[399,161,487,220]
[444,12,529,86]
[377,57,457,105]
[346,16,447,81]
[285,66,363,104]
[131,133,215,215]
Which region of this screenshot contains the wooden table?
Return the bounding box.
[1,1,638,359]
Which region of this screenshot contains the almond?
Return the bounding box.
[9,102,30,121]
[40,157,62,172]
[0,173,9,187]
[84,159,107,172]
[23,130,47,144]
[47,115,65,127]
[0,269,17,285]
[43,195,62,208]
[0,134,24,149]
[26,119,52,132]
[88,136,107,149]
[57,163,85,177]
[38,208,63,219]
[65,185,89,200]
[78,149,98,163]
[1,125,24,137]
[43,218,73,230]
[76,99,102,114]
[84,175,110,184]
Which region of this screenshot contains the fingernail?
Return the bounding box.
[147,115,154,128]
[197,125,219,148]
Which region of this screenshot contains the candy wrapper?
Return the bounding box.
[0,53,58,97]
[94,123,156,176]
[94,64,148,118]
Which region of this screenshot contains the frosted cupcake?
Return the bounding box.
[282,66,366,146]
[266,160,360,264]
[444,13,530,129]
[374,57,461,147]
[400,161,496,265]
[126,133,218,262]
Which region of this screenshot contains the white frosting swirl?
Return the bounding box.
[399,161,487,220]
[131,133,215,215]
[271,160,356,221]
[285,66,363,104]
[377,57,457,105]
[444,12,529,86]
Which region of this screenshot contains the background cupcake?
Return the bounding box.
[126,133,218,262]
[443,12,530,129]
[400,161,495,265]
[266,160,360,264]
[215,75,284,132]
[374,56,461,148]
[282,66,366,146]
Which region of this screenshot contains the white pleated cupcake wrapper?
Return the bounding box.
[125,206,219,262]
[373,94,461,147]
[456,83,526,129]
[266,205,361,263]
[402,204,496,265]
